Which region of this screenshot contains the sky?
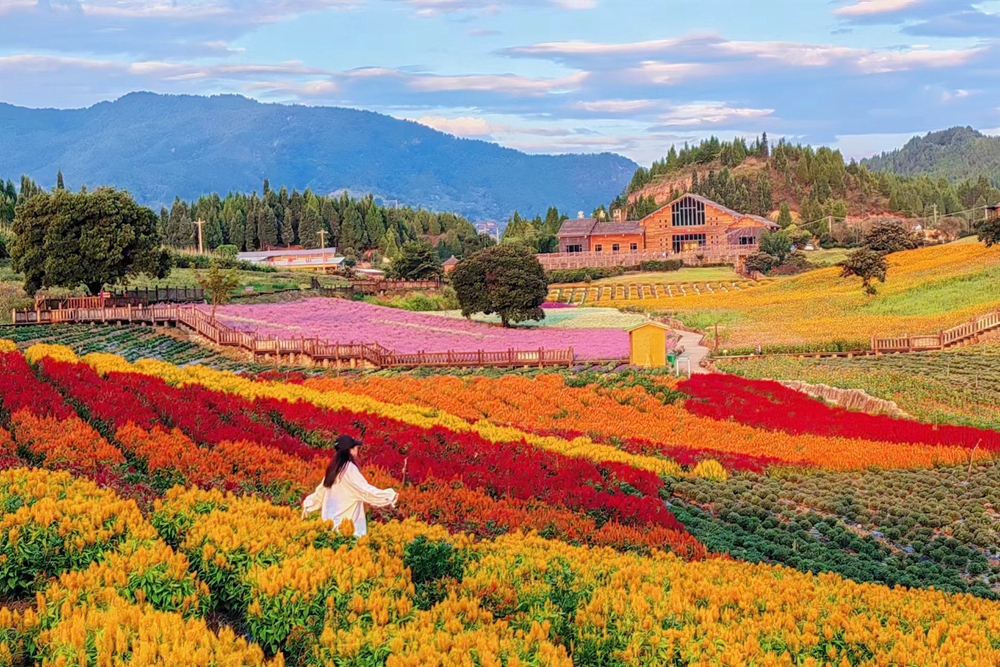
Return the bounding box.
[1,0,1000,165]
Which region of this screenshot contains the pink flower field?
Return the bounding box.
[208,298,631,359]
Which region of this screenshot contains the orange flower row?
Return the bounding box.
[305,374,985,471]
[9,410,124,473]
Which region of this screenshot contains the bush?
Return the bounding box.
[170,251,273,273]
[638,260,684,272]
[546,267,623,285]
[403,536,466,610]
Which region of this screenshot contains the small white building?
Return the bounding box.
[237,248,345,273]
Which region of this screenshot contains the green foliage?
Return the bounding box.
[403,536,466,610]
[758,230,792,264]
[637,259,683,272]
[546,267,624,285]
[11,187,168,296]
[864,220,923,254]
[196,261,242,321]
[452,245,548,327]
[744,252,778,275]
[388,240,443,281]
[776,202,793,228]
[977,215,1000,247]
[671,462,1000,600]
[840,247,889,295]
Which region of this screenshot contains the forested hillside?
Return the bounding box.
[864,127,1000,185]
[1,174,492,260]
[0,93,636,221]
[621,135,1000,235]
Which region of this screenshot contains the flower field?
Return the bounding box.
[5,341,1000,664]
[718,344,1000,432]
[608,239,1000,353]
[208,298,632,359]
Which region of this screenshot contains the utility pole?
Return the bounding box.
[193,219,206,254]
[318,230,328,249]
[933,204,938,229]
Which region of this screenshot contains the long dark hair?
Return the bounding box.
[323,435,361,488]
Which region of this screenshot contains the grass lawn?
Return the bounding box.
[802,247,849,266]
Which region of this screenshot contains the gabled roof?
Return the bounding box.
[639,193,780,229]
[626,321,673,333]
[591,221,644,236]
[556,218,598,237]
[442,255,460,266]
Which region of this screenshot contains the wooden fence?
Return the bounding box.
[871,310,1000,353]
[9,304,573,369]
[35,287,205,311]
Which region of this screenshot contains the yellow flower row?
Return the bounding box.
[36,594,282,667]
[0,468,156,594]
[9,467,1000,665]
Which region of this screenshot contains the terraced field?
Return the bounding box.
[547,279,772,305]
[0,324,248,369]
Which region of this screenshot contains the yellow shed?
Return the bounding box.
[627,322,672,368]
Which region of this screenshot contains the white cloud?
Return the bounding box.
[656,103,774,127]
[415,115,494,136]
[571,99,655,113]
[833,0,920,17]
[407,71,587,95]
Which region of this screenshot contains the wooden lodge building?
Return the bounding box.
[544,194,779,271]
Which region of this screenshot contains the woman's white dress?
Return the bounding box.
[320,462,397,536]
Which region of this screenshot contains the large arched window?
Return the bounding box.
[672,197,706,227]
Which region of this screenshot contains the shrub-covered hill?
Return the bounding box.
[620,134,1000,231]
[864,126,1000,186]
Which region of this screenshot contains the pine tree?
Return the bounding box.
[340,205,364,251]
[364,201,386,250]
[258,203,278,249]
[777,202,793,228]
[56,170,64,190]
[164,198,196,248]
[298,205,323,249]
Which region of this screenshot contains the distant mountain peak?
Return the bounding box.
[0,93,636,220]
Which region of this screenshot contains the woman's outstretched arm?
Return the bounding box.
[343,464,398,507]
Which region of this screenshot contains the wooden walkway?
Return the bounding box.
[9,304,575,370]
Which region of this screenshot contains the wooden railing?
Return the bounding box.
[871,310,1000,353]
[9,304,573,369]
[35,287,205,311]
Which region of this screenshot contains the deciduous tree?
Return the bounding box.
[840,247,888,296]
[196,260,241,321]
[865,220,922,254]
[12,187,169,296]
[451,244,547,328]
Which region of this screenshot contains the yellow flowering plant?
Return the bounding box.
[0,469,155,598]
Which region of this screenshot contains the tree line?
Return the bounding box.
[2,174,497,263]
[159,178,492,260]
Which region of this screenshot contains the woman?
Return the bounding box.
[318,435,398,537]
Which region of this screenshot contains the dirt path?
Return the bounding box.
[673,329,712,375]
